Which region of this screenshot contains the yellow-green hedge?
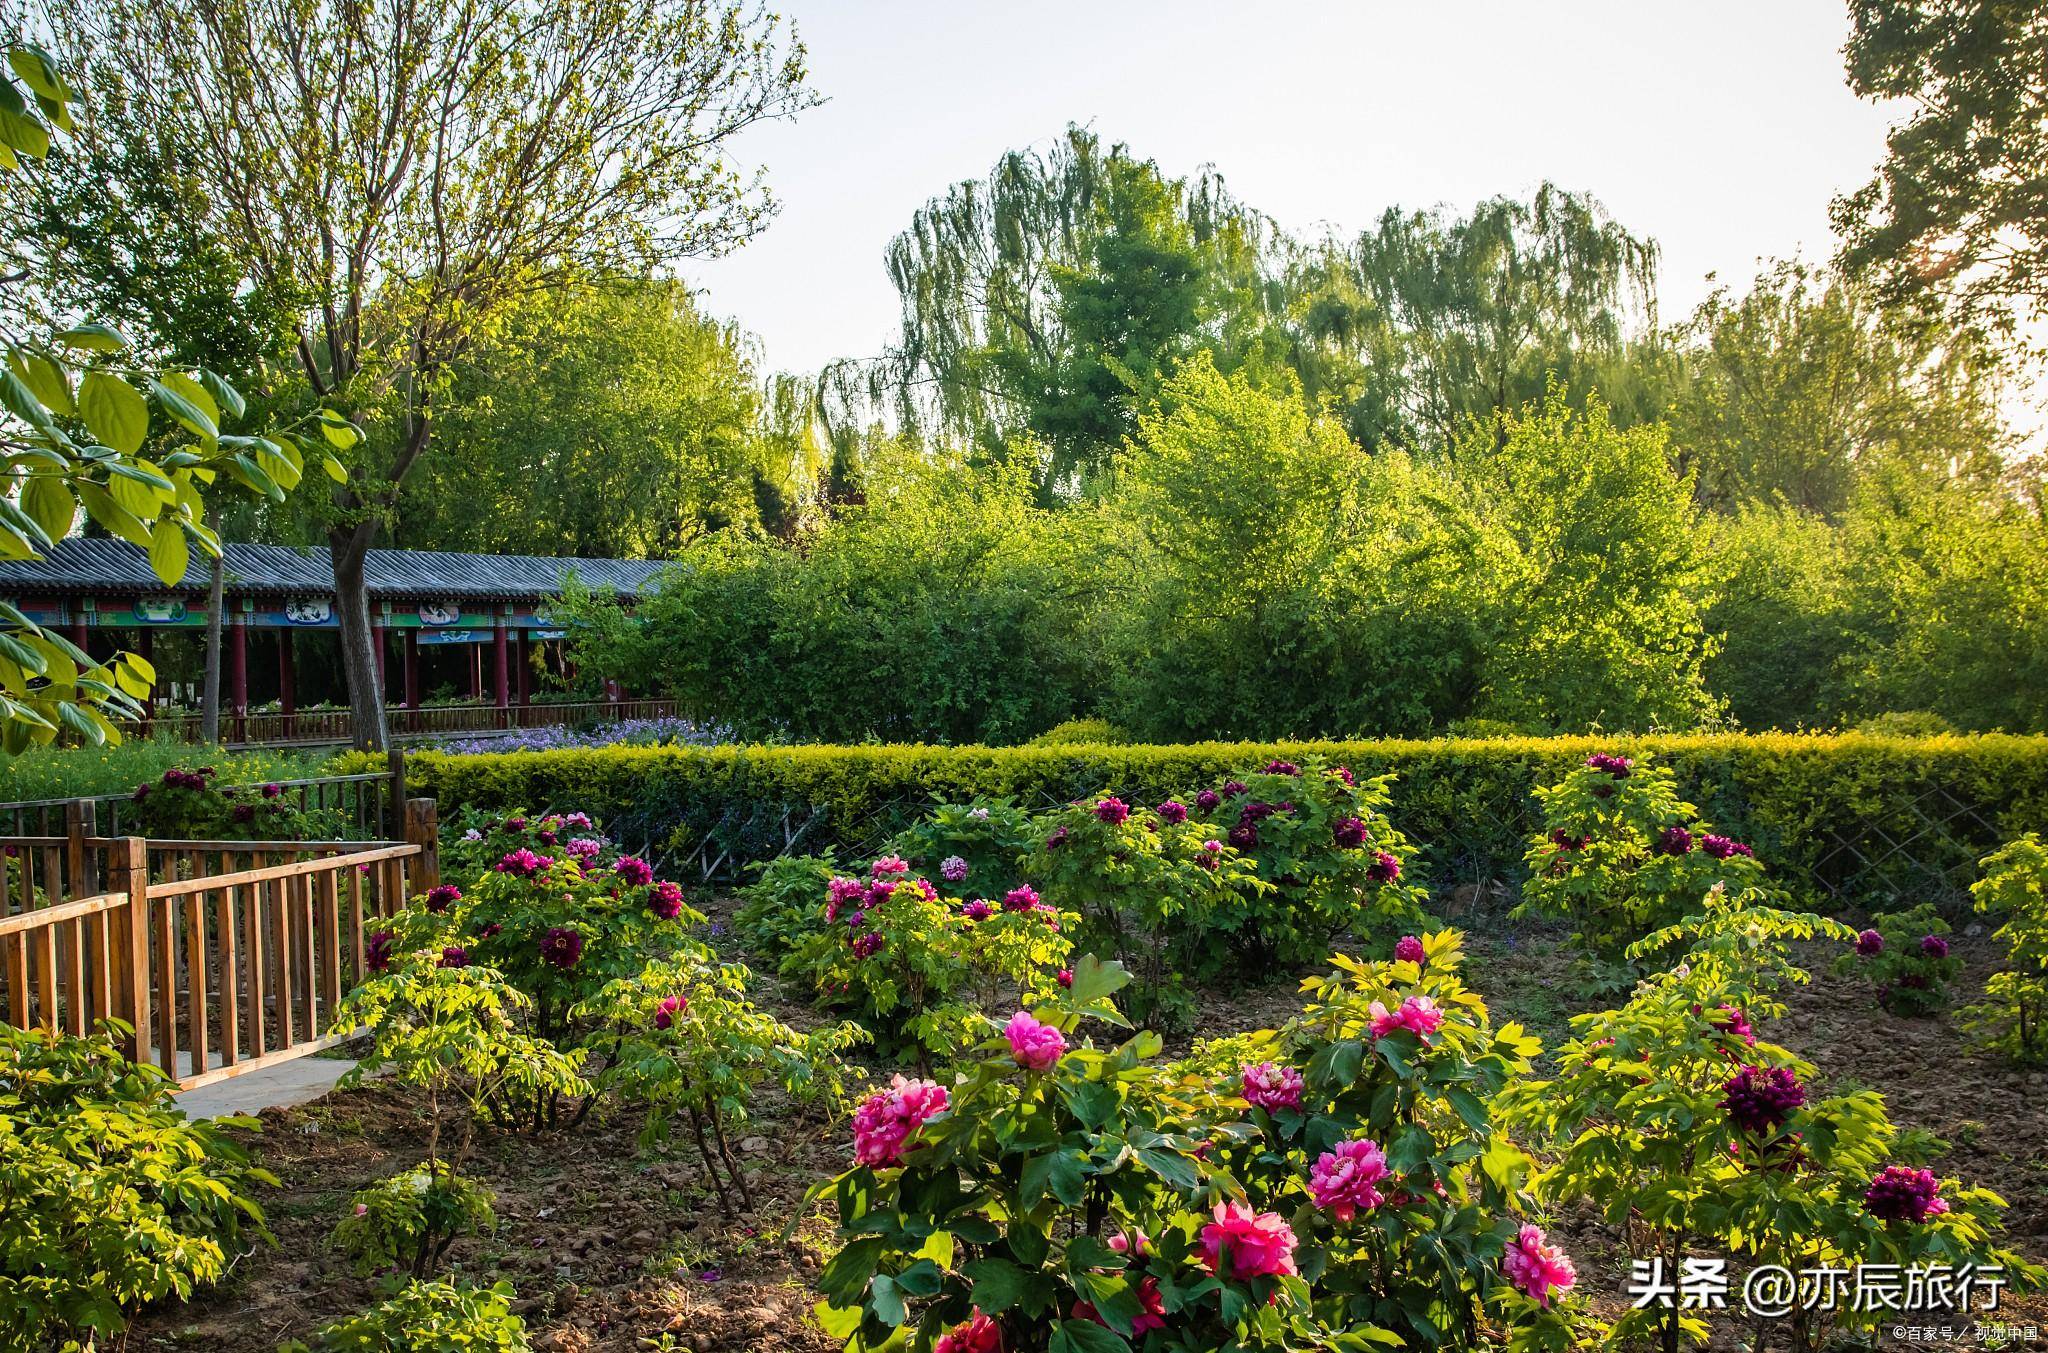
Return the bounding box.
[347,733,2048,905]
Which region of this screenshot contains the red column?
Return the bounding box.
[69,606,88,657]
[229,614,248,745]
[492,614,510,726]
[278,629,296,737]
[403,629,420,733]
[372,620,388,699]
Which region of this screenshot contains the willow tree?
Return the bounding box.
[49,0,815,748]
[877,126,1283,496]
[1302,183,1662,452]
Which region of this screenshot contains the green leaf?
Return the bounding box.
[1051,1321,1131,1353]
[811,1302,861,1340]
[7,350,72,415]
[147,518,189,586]
[21,476,73,542]
[152,374,219,446]
[77,370,148,454]
[321,451,349,483]
[55,322,131,353]
[962,1256,1030,1314]
[318,409,360,448]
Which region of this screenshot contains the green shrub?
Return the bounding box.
[732,851,842,972]
[1027,718,1128,746]
[285,1279,529,1352]
[0,1022,275,1348]
[1,736,332,803]
[883,797,1038,898]
[331,1165,496,1279]
[1854,710,1958,738]
[361,732,2048,915]
[128,764,339,840]
[1963,834,2048,1061]
[1515,752,1769,958]
[1834,903,1961,1016]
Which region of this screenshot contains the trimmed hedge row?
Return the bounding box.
[348,734,2048,909]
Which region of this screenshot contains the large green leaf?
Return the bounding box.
[77,370,148,454]
[147,518,189,586]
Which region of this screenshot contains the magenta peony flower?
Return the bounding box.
[477,922,503,939]
[1502,1224,1577,1306]
[1263,759,1300,775]
[864,879,898,909]
[1549,827,1589,851]
[870,854,910,877]
[1223,780,1247,797]
[1198,1200,1300,1279]
[653,994,686,1031]
[539,927,584,969]
[1370,995,1445,1040]
[366,930,397,972]
[1195,789,1221,812]
[1920,934,1950,959]
[1700,834,1754,860]
[1156,799,1189,825]
[1655,826,1694,856]
[1094,797,1131,824]
[851,930,885,960]
[940,855,969,882]
[648,880,685,921]
[1394,935,1427,965]
[565,837,604,862]
[261,782,283,799]
[1073,1276,1166,1334]
[933,1311,1002,1353]
[495,848,551,878]
[1721,1064,1805,1135]
[851,1076,950,1166]
[505,816,527,831]
[1865,1165,1950,1223]
[437,945,470,969]
[1856,928,1885,957]
[1228,822,1260,851]
[1310,1137,1389,1222]
[962,898,993,922]
[1045,825,1069,850]
[612,856,654,887]
[424,884,463,913]
[1003,885,1040,913]
[1366,850,1401,883]
[1240,1061,1304,1111]
[1585,753,1633,777]
[1056,967,1073,989]
[913,877,940,904]
[1004,1010,1066,1070]
[1713,1005,1756,1045]
[1332,816,1369,849]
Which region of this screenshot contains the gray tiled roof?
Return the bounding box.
[0,539,669,601]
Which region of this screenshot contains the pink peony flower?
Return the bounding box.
[495,848,551,878]
[1240,1061,1304,1111]
[1072,1275,1166,1334]
[933,1311,1002,1353]
[962,898,993,922]
[1263,760,1300,775]
[1367,850,1402,883]
[1002,885,1040,913]
[1585,753,1633,778]
[613,855,654,887]
[870,855,910,878]
[1721,1064,1805,1135]
[1501,1224,1576,1306]
[1094,797,1131,824]
[565,836,604,861]
[1920,934,1950,958]
[1055,967,1073,989]
[1198,1200,1299,1279]
[1310,1137,1390,1222]
[1369,995,1445,1041]
[1004,1010,1066,1070]
[1393,935,1426,965]
[1700,834,1754,860]
[648,880,686,921]
[1156,799,1189,825]
[1865,1165,1949,1223]
[653,994,686,1031]
[1108,1229,1149,1256]
[850,1076,950,1166]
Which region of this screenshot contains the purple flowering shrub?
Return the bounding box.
[1506,887,2038,1351]
[791,857,1073,1063]
[1022,797,1264,1028]
[1204,931,1590,1349]
[128,765,332,841]
[574,954,864,1217]
[884,798,1039,899]
[1963,834,2048,1062]
[808,953,1585,1353]
[1833,903,1961,1016]
[1191,760,1428,969]
[1516,753,1768,958]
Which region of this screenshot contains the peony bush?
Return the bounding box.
[1963,833,2048,1061]
[1833,902,1961,1016]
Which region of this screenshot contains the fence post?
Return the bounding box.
[64,798,97,895]
[386,748,408,840]
[405,798,439,895]
[111,837,150,1064]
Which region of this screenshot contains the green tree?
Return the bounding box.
[397,281,764,557]
[1700,504,1852,730]
[1302,182,1663,452]
[1834,0,2048,355]
[51,0,817,749]
[1456,387,1721,731]
[878,126,1278,495]
[1669,260,2006,516]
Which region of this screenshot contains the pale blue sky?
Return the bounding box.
[686,1,1900,381]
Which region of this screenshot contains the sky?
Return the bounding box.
[684,0,1903,381]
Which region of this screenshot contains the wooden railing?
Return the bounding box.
[131,698,679,748]
[0,800,439,1089]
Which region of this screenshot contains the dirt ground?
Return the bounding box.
[130,904,2048,1351]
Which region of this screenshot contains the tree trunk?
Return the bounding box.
[330,524,388,751]
[200,508,225,744]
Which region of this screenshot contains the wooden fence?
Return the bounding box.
[0,760,405,841]
[0,799,439,1089]
[134,698,679,749]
